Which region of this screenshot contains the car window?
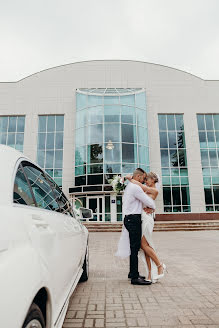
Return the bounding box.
[13,164,36,206]
[45,173,74,217]
[22,164,60,212]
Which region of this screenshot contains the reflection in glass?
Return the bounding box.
[88,144,103,164]
[122,124,136,143]
[105,143,121,162]
[105,123,120,142]
[122,143,137,163]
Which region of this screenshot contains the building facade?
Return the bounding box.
[0,60,219,221]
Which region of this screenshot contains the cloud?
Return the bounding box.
[0,0,219,81]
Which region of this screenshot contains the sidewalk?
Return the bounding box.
[63,231,219,328]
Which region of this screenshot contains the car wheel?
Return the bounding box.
[80,244,89,282]
[22,303,45,328]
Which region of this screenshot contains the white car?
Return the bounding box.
[0,145,89,328]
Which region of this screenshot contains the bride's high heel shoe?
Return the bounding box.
[156,263,167,280]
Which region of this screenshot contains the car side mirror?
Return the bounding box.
[79,207,93,220]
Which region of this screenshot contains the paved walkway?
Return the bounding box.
[63,231,219,328]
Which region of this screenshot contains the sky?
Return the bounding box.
[0,0,219,81]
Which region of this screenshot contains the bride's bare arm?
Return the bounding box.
[130,179,158,199]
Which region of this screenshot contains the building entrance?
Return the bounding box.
[86,196,105,221]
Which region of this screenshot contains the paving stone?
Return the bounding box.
[62,231,219,328]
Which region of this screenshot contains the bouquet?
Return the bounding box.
[108,175,126,194]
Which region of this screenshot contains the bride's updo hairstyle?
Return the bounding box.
[147,172,159,183]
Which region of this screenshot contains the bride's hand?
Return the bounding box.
[143,207,154,214]
[125,174,132,181]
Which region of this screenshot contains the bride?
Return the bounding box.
[116,171,167,283]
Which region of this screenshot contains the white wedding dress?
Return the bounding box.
[115,211,158,283]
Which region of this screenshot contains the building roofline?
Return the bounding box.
[0,59,219,83]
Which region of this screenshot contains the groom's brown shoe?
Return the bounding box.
[131,277,152,285]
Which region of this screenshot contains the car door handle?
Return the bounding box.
[32,214,49,228]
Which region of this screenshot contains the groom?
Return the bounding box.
[123,168,155,285]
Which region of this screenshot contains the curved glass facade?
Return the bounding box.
[75,88,149,187]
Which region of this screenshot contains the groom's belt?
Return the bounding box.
[125,214,141,220]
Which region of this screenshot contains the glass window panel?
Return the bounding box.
[122,164,136,174]
[75,166,86,176]
[201,150,210,166]
[177,131,185,148]
[203,177,211,186]
[172,187,181,205]
[161,150,169,167]
[76,128,86,146]
[104,164,121,173]
[207,132,216,148]
[54,150,63,168]
[197,114,205,130]
[55,133,63,149]
[158,115,166,130]
[178,149,187,166]
[88,124,103,144]
[136,108,146,127]
[135,92,146,109]
[76,110,87,128]
[168,131,177,148]
[120,94,134,106]
[46,116,55,132]
[171,168,179,176]
[162,168,170,176]
[87,164,103,174]
[105,143,121,162]
[37,150,45,168]
[204,187,213,204]
[121,106,136,124]
[180,168,188,176]
[105,123,120,142]
[163,187,171,205]
[215,132,219,147]
[0,116,8,132]
[122,124,136,143]
[88,106,103,124]
[211,167,219,177]
[38,116,47,132]
[205,115,213,130]
[173,206,182,212]
[56,115,64,131]
[213,186,219,204]
[202,167,211,176]
[213,115,219,130]
[159,132,168,148]
[181,187,190,205]
[75,176,86,186]
[171,176,180,185]
[7,133,15,147]
[167,115,175,130]
[76,93,87,109]
[17,116,25,132]
[104,96,119,105]
[104,105,120,122]
[180,177,189,185]
[138,145,147,164]
[170,149,178,167]
[75,146,86,165]
[88,174,103,185]
[138,126,147,145]
[16,133,24,146]
[117,196,122,213]
[175,115,184,130]
[122,144,137,163]
[199,132,207,148]
[46,133,54,149]
[38,133,46,150]
[13,165,35,206]
[54,169,62,177]
[162,176,171,185]
[0,133,6,144]
[8,117,16,132]
[46,150,54,168]
[206,205,214,211]
[209,150,218,166]
[88,144,103,164]
[105,196,110,213]
[88,95,103,106]
[54,178,62,187]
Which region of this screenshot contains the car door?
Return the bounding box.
[14,161,83,309]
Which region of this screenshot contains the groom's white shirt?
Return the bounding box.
[123,182,155,216]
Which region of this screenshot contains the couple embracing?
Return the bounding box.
[116,168,167,285]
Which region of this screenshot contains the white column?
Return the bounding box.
[110,193,117,222]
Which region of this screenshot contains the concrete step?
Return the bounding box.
[83,220,219,232]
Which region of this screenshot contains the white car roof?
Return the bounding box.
[0,145,31,205]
